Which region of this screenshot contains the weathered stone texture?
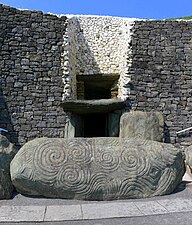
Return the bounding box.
[129,21,192,147]
[0,134,18,199]
[184,145,192,167]
[10,137,184,200]
[60,99,126,114]
[0,4,68,146]
[120,111,164,141]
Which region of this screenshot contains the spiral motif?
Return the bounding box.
[119,178,153,198]
[10,137,184,200]
[57,163,91,194]
[67,139,93,165]
[120,147,149,177]
[94,150,120,172]
[83,172,119,200]
[33,139,67,184]
[94,138,120,172]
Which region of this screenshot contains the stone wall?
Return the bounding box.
[1,4,192,147]
[129,21,192,147]
[0,4,67,146]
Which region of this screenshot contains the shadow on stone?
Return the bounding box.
[164,123,171,143]
[0,87,20,148]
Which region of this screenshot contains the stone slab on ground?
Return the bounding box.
[134,201,168,215]
[0,205,45,222]
[1,197,192,222]
[157,198,192,212]
[82,202,142,220]
[44,205,82,221]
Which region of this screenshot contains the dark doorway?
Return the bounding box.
[84,81,111,99]
[83,113,108,137]
[76,74,119,100]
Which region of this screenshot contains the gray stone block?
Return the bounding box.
[10,137,184,200]
[44,205,82,221]
[0,134,18,199]
[82,202,142,220]
[135,201,168,215]
[0,205,45,222]
[119,111,164,142]
[157,198,192,213]
[185,145,192,167]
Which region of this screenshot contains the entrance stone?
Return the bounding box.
[10,137,184,200]
[119,111,164,142]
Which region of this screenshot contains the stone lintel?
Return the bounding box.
[77,74,120,81]
[60,98,126,114]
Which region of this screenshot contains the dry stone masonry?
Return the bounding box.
[0,4,67,146]
[0,4,192,147]
[129,21,192,147]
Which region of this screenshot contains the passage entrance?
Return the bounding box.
[61,74,123,138]
[83,113,108,137]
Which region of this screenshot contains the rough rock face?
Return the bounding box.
[119,111,164,142]
[10,137,184,200]
[60,99,126,114]
[0,134,18,199]
[184,145,192,167]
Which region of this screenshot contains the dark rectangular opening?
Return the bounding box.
[83,113,108,137]
[76,74,119,100]
[84,82,111,100]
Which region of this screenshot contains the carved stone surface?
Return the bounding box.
[119,111,164,142]
[10,137,184,200]
[0,134,18,199]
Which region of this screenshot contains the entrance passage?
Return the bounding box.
[83,113,108,137]
[84,81,111,99]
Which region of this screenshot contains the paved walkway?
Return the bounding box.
[0,173,192,223]
[1,197,192,223]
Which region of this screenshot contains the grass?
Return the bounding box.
[167,16,192,20]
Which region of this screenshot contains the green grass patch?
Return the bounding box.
[167,16,192,20]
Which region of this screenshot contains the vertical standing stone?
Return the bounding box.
[119,111,164,142]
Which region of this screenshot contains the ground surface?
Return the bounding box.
[0,173,192,225]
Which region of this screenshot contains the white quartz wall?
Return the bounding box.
[62,17,78,100]
[117,19,135,100]
[62,16,135,100]
[76,16,135,100]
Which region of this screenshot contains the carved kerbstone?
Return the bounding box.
[10,137,184,200]
[0,134,18,199]
[120,111,164,141]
